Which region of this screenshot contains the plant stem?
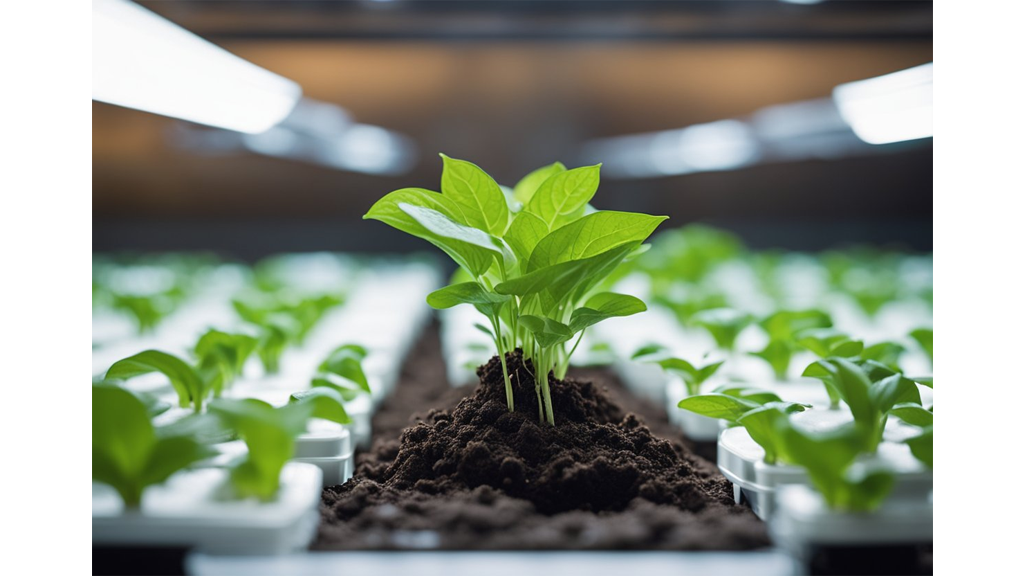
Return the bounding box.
[499,346,513,412]
[539,364,555,426]
[490,315,514,412]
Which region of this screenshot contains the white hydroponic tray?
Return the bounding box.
[770,484,932,554]
[93,463,323,554]
[197,419,354,488]
[717,409,932,520]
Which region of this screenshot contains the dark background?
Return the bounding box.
[93,0,933,259]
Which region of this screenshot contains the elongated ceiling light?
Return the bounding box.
[93,0,302,134]
[583,63,932,178]
[833,63,933,145]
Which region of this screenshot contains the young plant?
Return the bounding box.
[632,344,725,396]
[365,155,666,425]
[194,329,258,397]
[311,344,372,400]
[776,420,896,512]
[93,384,213,507]
[800,357,921,452]
[691,308,753,352]
[751,310,833,380]
[105,350,210,413]
[676,386,808,464]
[208,398,314,501]
[796,327,864,359]
[110,293,175,334]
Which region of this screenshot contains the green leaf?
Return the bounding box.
[105,350,206,411]
[400,203,509,276]
[860,341,906,370]
[93,385,154,485]
[439,154,510,235]
[209,398,314,500]
[829,358,875,427]
[93,384,210,507]
[525,164,602,229]
[677,394,760,423]
[315,344,371,400]
[289,388,352,424]
[905,426,933,468]
[426,281,510,318]
[363,190,497,277]
[909,375,933,388]
[514,161,566,205]
[140,436,214,487]
[494,243,637,305]
[889,403,933,427]
[712,384,783,406]
[631,343,667,360]
[528,211,668,272]
[750,339,794,380]
[473,322,495,339]
[775,421,885,510]
[910,328,933,361]
[504,211,550,265]
[760,309,832,341]
[869,373,923,414]
[737,406,791,464]
[797,328,863,358]
[692,308,753,351]
[568,292,647,333]
[519,315,574,348]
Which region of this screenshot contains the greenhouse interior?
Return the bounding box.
[91,1,934,575]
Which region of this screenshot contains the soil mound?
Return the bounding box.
[316,351,769,550]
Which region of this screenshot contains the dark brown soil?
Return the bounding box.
[314,325,769,550]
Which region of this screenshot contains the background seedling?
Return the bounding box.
[93,384,213,507]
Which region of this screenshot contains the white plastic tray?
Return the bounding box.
[93,463,323,554]
[770,484,932,553]
[718,409,932,520]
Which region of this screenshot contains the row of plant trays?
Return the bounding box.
[588,293,932,568]
[93,260,441,556]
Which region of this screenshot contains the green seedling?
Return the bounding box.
[110,293,175,334]
[692,308,753,352]
[632,344,725,396]
[749,310,833,380]
[776,419,896,512]
[801,358,921,452]
[93,384,213,507]
[194,329,258,397]
[208,398,314,501]
[366,155,665,425]
[105,350,210,413]
[674,386,809,464]
[796,328,864,359]
[311,344,372,400]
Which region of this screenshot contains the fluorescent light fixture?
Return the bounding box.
[93,0,302,134]
[833,63,933,145]
[585,120,758,178]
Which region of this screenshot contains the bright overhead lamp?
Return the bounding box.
[93,0,302,134]
[833,63,933,145]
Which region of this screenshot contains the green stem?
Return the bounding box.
[490,315,514,413]
[539,362,555,426]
